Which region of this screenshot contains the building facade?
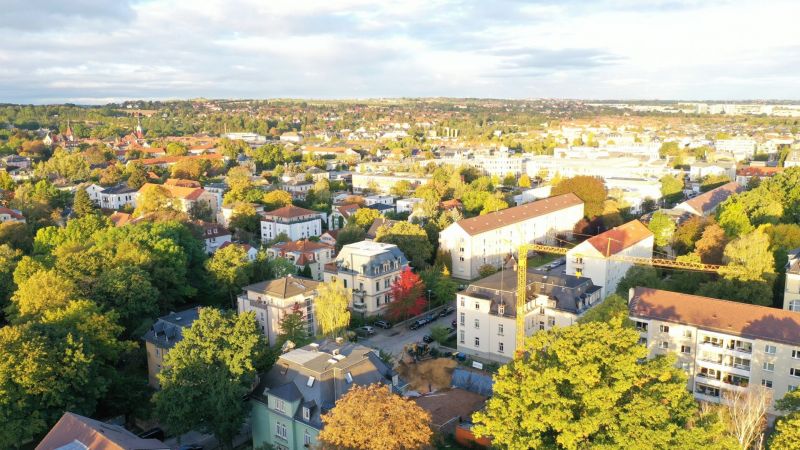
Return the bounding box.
[456,268,602,362]
[267,240,335,281]
[237,276,319,346]
[260,205,324,243]
[86,183,138,210]
[566,220,654,298]
[323,241,409,316]
[785,248,800,312]
[439,193,584,280]
[142,307,201,389]
[629,287,800,415]
[250,341,400,450]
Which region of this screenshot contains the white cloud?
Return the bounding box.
[0,0,798,103]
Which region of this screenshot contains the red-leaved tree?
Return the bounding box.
[387,267,427,322]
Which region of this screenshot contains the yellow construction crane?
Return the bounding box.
[514,242,731,356]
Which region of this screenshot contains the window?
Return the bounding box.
[793,350,800,359]
[762,379,773,389]
[375,281,380,291]
[634,321,648,332]
[789,385,798,392]
[498,304,505,315]
[638,337,647,346]
[681,345,691,354]
[683,329,693,338]
[345,372,353,383]
[474,337,480,347]
[498,324,504,335]
[275,399,285,413]
[791,368,800,378]
[498,342,504,353]
[548,316,555,327]
[460,313,465,325]
[474,319,480,329]
[459,257,464,261]
[460,298,465,307]
[307,376,315,387]
[276,421,287,440]
[790,300,800,312]
[660,325,670,333]
[459,330,465,344]
[302,407,310,420]
[343,279,348,288]
[763,362,775,372]
[765,345,777,355]
[660,341,669,349]
[304,431,312,446]
[474,302,480,310]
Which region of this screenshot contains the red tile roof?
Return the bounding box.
[262,204,319,219]
[736,166,783,177]
[36,412,168,450]
[272,239,333,252]
[0,207,24,220]
[454,193,583,236]
[586,220,653,257]
[629,287,800,346]
[130,153,223,166]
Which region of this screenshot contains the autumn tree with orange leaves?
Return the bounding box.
[318,384,432,450]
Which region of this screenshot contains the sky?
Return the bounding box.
[1,0,799,104]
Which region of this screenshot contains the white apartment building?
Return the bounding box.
[351,173,430,194]
[364,195,394,206]
[456,268,603,362]
[566,220,654,298]
[689,162,736,181]
[629,287,800,415]
[260,205,324,243]
[785,150,800,168]
[526,155,677,182]
[785,249,800,312]
[439,193,584,280]
[396,197,423,214]
[473,153,527,177]
[323,241,409,316]
[237,276,319,346]
[715,139,757,161]
[85,183,137,210]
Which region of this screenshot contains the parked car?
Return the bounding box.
[439,306,456,317]
[355,326,375,336]
[451,319,457,329]
[409,319,428,330]
[422,335,434,343]
[374,320,392,329]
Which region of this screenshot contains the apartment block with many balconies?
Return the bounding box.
[628,287,800,415]
[323,241,408,316]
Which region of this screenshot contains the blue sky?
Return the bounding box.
[1,0,799,104]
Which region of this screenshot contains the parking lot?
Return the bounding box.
[357,307,456,357]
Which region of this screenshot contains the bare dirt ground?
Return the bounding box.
[397,358,458,393]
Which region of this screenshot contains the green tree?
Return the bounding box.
[266,257,296,279]
[277,302,310,346]
[72,188,98,217]
[0,244,22,312]
[335,224,366,253]
[694,223,728,264]
[478,264,498,278]
[577,293,632,326]
[0,169,14,191]
[352,208,382,230]
[125,162,147,189]
[519,174,532,188]
[481,195,509,215]
[315,282,351,337]
[660,175,684,205]
[8,269,79,321]
[390,180,413,197]
[717,199,753,238]
[205,244,254,305]
[165,142,188,156]
[769,414,800,450]
[720,229,774,282]
[673,216,706,255]
[615,266,665,295]
[133,184,174,217]
[430,325,451,345]
[551,176,607,218]
[648,212,676,248]
[473,319,736,450]
[154,308,263,448]
[262,190,293,211]
[375,221,433,269]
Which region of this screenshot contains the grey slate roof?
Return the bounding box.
[102,183,138,195]
[142,307,201,349]
[464,268,601,316]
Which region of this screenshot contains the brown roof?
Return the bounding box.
[243,275,320,299]
[629,287,800,346]
[109,211,132,227]
[454,193,583,236]
[0,207,24,220]
[272,239,333,253]
[585,220,653,257]
[131,153,223,166]
[736,166,783,177]
[680,181,743,215]
[366,217,397,239]
[36,412,168,450]
[262,204,319,219]
[335,203,360,218]
[164,178,202,188]
[139,183,206,201]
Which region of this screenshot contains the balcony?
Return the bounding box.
[697,358,751,376]
[352,302,367,311]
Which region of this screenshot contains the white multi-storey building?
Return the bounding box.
[85,183,138,210]
[323,241,409,316]
[456,268,603,362]
[473,152,527,177]
[715,139,757,161]
[396,197,423,214]
[785,249,800,312]
[566,220,654,298]
[629,287,800,415]
[364,195,394,206]
[260,205,324,243]
[237,276,319,346]
[439,193,584,280]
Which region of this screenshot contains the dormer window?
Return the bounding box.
[498,304,505,315]
[302,406,310,421]
[345,372,353,383]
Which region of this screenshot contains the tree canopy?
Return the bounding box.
[551,175,607,218]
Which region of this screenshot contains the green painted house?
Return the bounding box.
[250,340,403,450]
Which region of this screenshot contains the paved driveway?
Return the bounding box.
[358,311,456,358]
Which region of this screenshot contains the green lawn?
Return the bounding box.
[527,252,560,268]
